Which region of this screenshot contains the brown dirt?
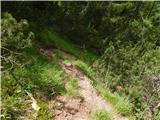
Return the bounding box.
[52,63,129,120]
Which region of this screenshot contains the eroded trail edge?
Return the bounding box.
[53,62,128,120]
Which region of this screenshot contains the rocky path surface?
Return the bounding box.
[53,62,128,120]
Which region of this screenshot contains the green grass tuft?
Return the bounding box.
[74,60,92,77]
[96,85,132,116]
[37,100,52,120]
[91,110,114,120]
[66,76,81,97]
[54,49,65,60]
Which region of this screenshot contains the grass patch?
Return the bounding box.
[37,100,52,120]
[66,76,81,97]
[155,112,160,120]
[74,60,92,77]
[91,110,114,120]
[32,27,97,64]
[54,49,66,60]
[96,85,132,116]
[1,46,67,119]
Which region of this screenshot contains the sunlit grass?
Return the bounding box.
[96,85,132,116]
[37,99,52,119]
[91,110,114,120]
[66,76,81,97]
[32,27,97,64]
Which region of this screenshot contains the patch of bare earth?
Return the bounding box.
[52,63,128,120]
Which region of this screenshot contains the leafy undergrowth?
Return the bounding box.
[93,42,160,119]
[1,46,67,119]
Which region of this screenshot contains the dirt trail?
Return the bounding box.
[40,48,128,120]
[53,63,128,120]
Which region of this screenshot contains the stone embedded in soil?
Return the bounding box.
[54,111,72,120]
[54,109,62,116]
[65,63,72,67]
[55,95,82,112]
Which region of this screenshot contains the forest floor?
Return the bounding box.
[44,48,128,120]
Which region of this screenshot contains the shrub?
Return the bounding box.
[93,41,160,118]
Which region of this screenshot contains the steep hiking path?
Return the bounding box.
[41,47,128,120]
[50,49,128,120]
